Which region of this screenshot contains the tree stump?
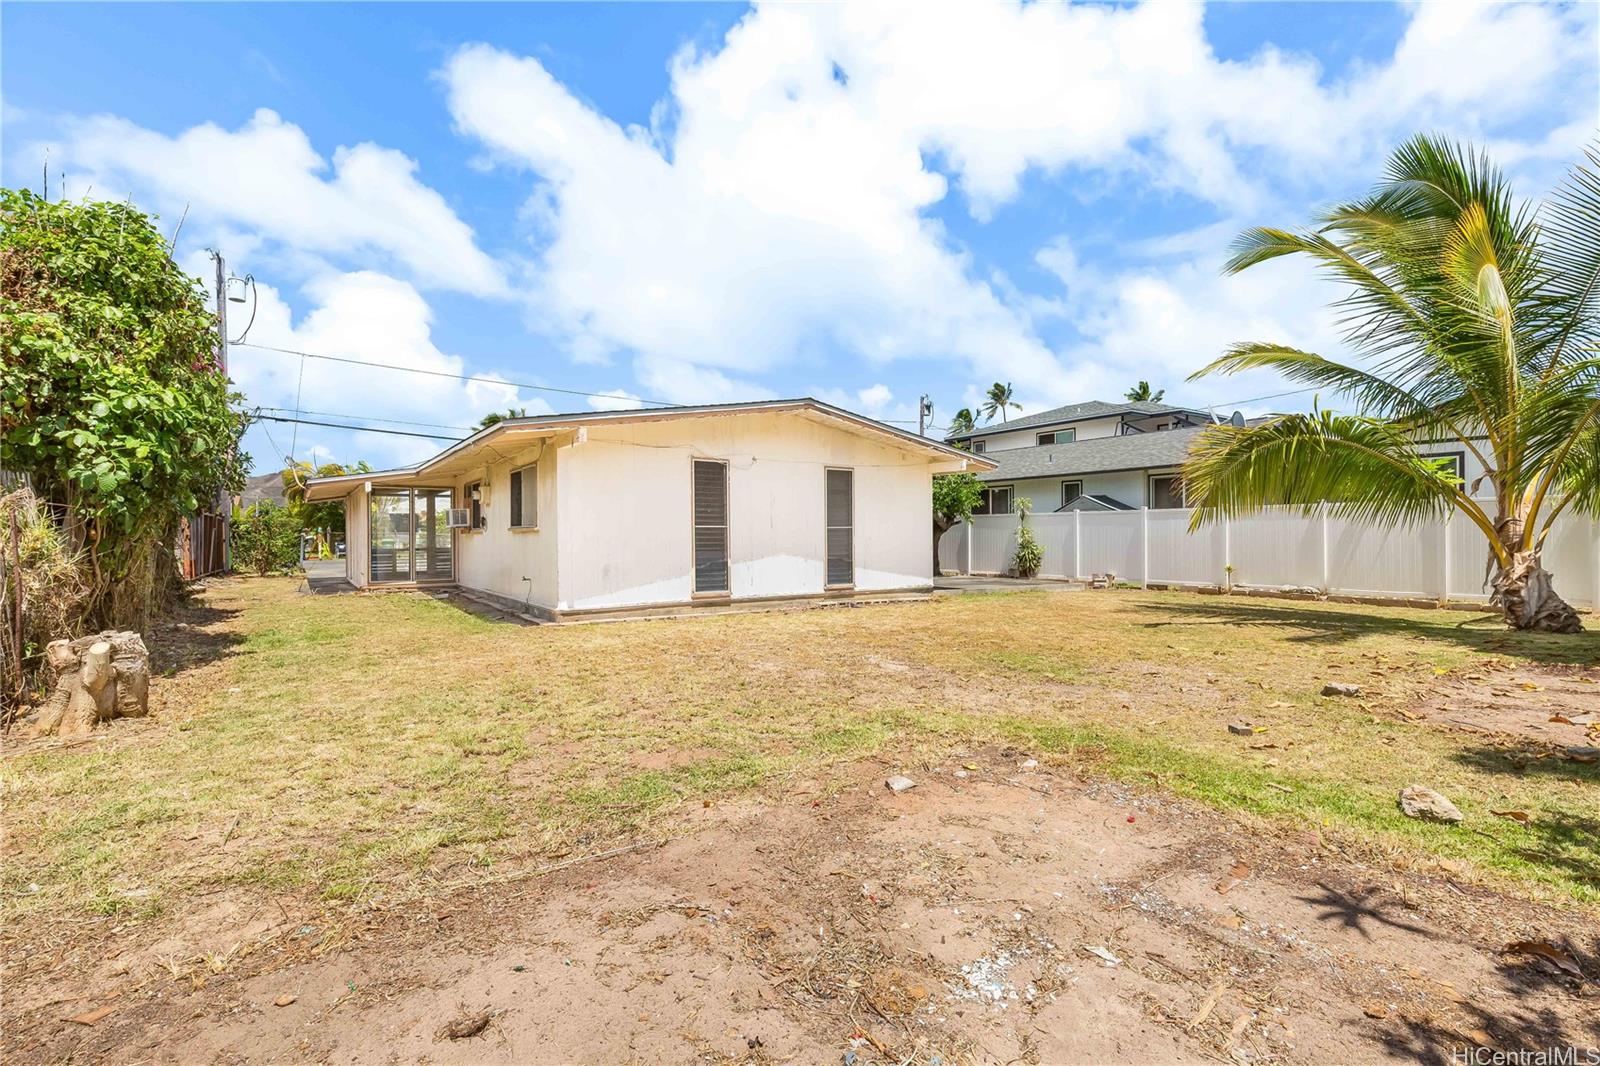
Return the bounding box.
[32,631,151,737]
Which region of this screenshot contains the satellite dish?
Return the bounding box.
[1229,410,1245,427]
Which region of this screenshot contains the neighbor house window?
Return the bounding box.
[1061,480,1082,508]
[463,481,484,530]
[1148,475,1184,509]
[975,485,1013,515]
[692,459,729,594]
[1037,429,1076,446]
[971,439,987,454]
[509,463,537,529]
[825,468,854,587]
[1423,452,1465,487]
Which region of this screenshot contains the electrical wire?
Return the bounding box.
[252,413,461,442]
[256,406,477,432]
[234,342,673,408]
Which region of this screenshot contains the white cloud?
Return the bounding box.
[855,383,893,412]
[39,109,505,297]
[441,1,1595,414]
[218,267,549,469]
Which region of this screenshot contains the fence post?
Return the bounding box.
[1592,516,1599,612]
[964,517,973,576]
[1074,508,1081,581]
[1222,515,1231,589]
[1440,510,1451,604]
[1140,507,1149,589]
[1320,503,1331,595]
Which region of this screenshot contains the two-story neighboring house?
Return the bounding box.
[949,399,1491,514]
[945,400,1214,513]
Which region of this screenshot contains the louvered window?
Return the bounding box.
[509,464,536,528]
[692,459,729,594]
[825,468,854,587]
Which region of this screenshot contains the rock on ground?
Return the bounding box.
[1398,785,1464,824]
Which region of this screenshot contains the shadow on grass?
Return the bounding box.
[1132,597,1600,665]
[1451,744,1600,784]
[146,602,245,675]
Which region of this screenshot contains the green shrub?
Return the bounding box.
[1012,497,1042,577]
[232,502,301,576]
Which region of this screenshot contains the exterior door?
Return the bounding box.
[369,489,454,583]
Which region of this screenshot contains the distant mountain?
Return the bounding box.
[238,471,286,509]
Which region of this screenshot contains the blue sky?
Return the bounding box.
[4,1,1596,472]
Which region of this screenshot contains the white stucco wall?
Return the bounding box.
[553,410,937,612]
[968,413,1185,454]
[343,488,369,587]
[990,470,1154,513]
[452,440,559,610]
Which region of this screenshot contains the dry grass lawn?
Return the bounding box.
[4,576,1598,931]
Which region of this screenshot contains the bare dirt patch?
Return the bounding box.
[6,754,1594,1065]
[1416,662,1600,749]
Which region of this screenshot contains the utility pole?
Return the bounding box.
[918,394,934,436]
[209,251,232,572]
[211,251,229,376]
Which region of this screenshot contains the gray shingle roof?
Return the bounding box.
[949,399,1204,440]
[977,424,1207,482]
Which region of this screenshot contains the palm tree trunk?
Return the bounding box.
[1489,514,1583,633]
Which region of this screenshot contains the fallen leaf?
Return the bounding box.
[1187,979,1227,1030]
[67,1005,116,1026]
[274,994,297,1007]
[1082,945,1122,966]
[1363,1003,1389,1020]
[1489,810,1530,823]
[1214,861,1251,895]
[1504,941,1583,978]
[437,1009,494,1041]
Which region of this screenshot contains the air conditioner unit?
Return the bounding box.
[446,508,472,529]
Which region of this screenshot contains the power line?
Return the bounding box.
[256,406,477,432]
[234,342,672,408]
[251,412,461,442]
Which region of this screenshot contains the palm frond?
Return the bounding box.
[1182,412,1496,546]
[1534,140,1600,373]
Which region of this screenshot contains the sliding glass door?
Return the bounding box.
[369,488,454,583]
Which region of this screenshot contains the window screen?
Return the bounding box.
[1149,476,1184,509]
[465,482,484,529]
[1061,481,1082,508]
[825,468,854,586]
[693,459,729,594]
[509,464,536,528]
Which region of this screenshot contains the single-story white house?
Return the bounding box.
[303,399,994,620]
[952,399,1483,514]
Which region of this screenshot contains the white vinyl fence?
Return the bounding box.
[938,504,1600,610]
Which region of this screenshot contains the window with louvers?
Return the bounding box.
[509,464,536,528]
[825,468,853,587]
[692,459,729,594]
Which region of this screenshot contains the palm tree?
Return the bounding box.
[948,407,976,438]
[1182,135,1599,633]
[1125,381,1165,402]
[981,382,1021,423]
[477,407,528,430]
